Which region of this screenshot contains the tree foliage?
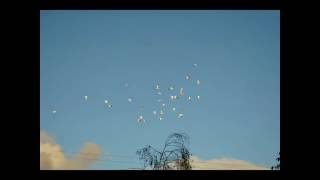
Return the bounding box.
[136,133,192,170]
[271,152,280,170]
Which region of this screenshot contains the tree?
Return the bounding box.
[271,152,280,170]
[136,133,192,170]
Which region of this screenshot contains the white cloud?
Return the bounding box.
[40,130,56,144]
[40,130,103,170]
[191,156,269,170]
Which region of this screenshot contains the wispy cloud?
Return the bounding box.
[40,130,103,170]
[191,156,269,170]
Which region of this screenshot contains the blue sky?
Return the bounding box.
[40,10,280,170]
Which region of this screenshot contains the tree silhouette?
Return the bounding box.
[136,133,192,170]
[271,152,280,170]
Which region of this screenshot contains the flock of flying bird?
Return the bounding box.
[51,63,202,124]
